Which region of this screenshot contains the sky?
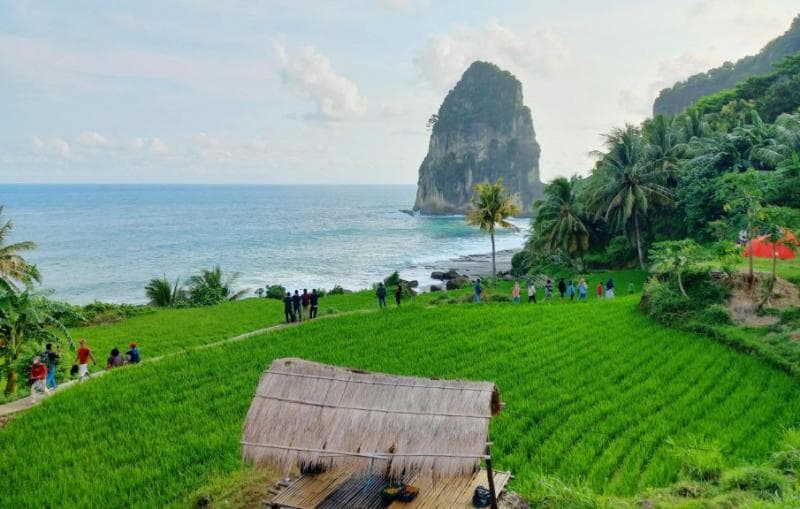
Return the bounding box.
[1,0,798,185]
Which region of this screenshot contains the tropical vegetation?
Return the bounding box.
[466,178,520,284]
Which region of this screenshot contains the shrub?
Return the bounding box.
[488,293,511,303]
[383,271,401,287]
[328,285,346,296]
[721,466,788,499]
[696,304,733,326]
[265,285,286,300]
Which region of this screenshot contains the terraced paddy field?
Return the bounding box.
[2,295,799,508]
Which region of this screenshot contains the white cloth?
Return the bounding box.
[78,363,89,378]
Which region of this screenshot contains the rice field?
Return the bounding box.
[1,295,799,508]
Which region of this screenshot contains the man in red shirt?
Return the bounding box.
[29,356,49,402]
[76,338,96,381]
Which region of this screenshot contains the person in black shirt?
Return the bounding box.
[283,292,294,323]
[395,285,403,306]
[292,290,302,322]
[309,289,319,319]
[558,278,567,300]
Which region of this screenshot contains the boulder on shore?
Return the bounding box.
[431,271,445,280]
[446,276,472,290]
[430,285,442,292]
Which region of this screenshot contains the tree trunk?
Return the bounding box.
[5,369,17,396]
[634,211,645,270]
[677,272,688,299]
[491,232,497,287]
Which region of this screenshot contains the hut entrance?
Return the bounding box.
[241,358,508,508]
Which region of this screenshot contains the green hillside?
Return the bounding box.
[2,291,799,508]
[654,15,800,116]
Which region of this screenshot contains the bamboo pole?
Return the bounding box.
[485,445,498,509]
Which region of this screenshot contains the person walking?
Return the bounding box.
[596,282,604,299]
[301,289,311,318]
[292,290,302,322]
[283,292,294,323]
[376,282,387,309]
[29,356,48,402]
[567,281,575,302]
[512,281,521,303]
[309,289,319,319]
[527,280,536,303]
[545,279,553,301]
[126,342,141,364]
[106,348,125,369]
[605,278,615,298]
[395,285,403,307]
[578,278,587,301]
[43,342,60,389]
[75,339,96,381]
[474,279,482,303]
[557,278,567,300]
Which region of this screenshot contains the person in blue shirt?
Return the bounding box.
[474,279,482,303]
[605,278,615,298]
[43,343,60,389]
[376,282,387,308]
[126,342,141,364]
[578,278,587,301]
[567,281,575,301]
[291,290,302,321]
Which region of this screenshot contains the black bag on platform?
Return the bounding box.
[472,486,491,507]
[70,364,79,377]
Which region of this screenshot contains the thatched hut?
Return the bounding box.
[242,358,502,481]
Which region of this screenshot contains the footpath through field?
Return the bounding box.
[0,309,375,419]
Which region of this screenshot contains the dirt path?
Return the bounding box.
[0,309,374,420]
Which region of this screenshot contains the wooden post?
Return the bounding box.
[485,445,498,509]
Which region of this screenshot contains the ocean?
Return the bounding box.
[0,185,528,304]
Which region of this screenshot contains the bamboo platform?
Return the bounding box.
[266,469,510,509]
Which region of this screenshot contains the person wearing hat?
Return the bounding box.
[126,342,141,364]
[29,356,49,402]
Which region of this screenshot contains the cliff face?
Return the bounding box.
[413,61,542,215]
[653,15,800,117]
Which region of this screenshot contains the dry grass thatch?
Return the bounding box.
[242,358,501,479]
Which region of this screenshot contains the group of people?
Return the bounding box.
[29,338,141,402]
[486,277,632,303]
[375,282,404,308]
[283,289,320,323]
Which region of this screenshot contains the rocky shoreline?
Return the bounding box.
[403,249,518,292]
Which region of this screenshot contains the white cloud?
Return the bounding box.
[77,131,110,147]
[275,43,368,121]
[689,0,793,45]
[150,137,169,155]
[31,136,71,158]
[414,18,568,89]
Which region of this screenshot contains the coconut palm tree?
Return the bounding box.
[0,207,40,288]
[0,280,72,395]
[533,176,590,270]
[187,266,247,306]
[588,125,673,269]
[466,179,521,286]
[642,114,684,187]
[145,275,185,307]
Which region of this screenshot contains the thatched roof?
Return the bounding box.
[242,358,502,478]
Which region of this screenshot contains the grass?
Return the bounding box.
[2,292,799,508]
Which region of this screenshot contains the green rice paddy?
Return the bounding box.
[1,291,799,508]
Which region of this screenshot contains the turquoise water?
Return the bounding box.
[0,185,527,304]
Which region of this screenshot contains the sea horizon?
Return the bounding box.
[0,184,527,305]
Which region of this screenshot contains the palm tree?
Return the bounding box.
[187,265,247,306]
[642,114,684,187]
[0,206,40,287]
[0,280,72,395]
[145,275,185,307]
[466,179,521,286]
[589,125,673,269]
[533,176,590,270]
